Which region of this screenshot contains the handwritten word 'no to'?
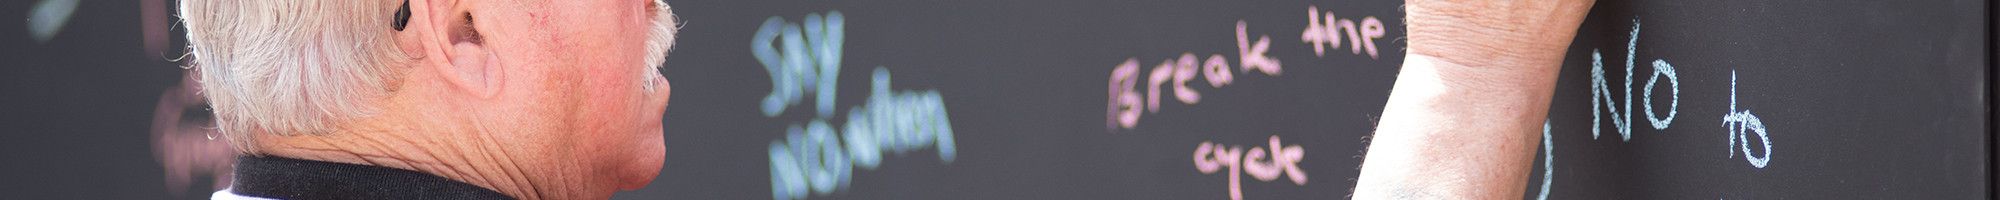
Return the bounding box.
[1586,19,1771,168]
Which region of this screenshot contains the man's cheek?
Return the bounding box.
[578,77,649,131]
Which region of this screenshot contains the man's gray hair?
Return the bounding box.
[179,0,678,154]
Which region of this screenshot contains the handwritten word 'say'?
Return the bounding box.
[1300,5,1385,59]
[1108,21,1280,130]
[754,11,845,117]
[1194,135,1306,200]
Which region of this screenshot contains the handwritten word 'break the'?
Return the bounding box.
[1107,21,1280,130]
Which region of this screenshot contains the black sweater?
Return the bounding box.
[225,155,515,200]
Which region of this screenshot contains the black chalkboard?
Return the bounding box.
[1532,0,1986,199]
[0,0,1982,199]
[634,0,1987,199]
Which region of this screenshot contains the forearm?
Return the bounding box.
[1351,0,1591,198]
[1353,54,1558,199]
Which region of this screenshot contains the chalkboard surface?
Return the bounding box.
[1530,0,1986,199]
[0,0,1982,199]
[633,0,1988,199]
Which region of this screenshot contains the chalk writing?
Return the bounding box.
[754,11,845,117]
[1108,21,1281,130]
[1194,135,1306,200]
[1723,71,1772,168]
[1300,5,1385,59]
[769,67,958,200]
[759,12,959,200]
[1537,121,1553,200]
[1548,18,1777,199]
[1591,19,1680,141]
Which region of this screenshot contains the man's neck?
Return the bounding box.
[228,155,515,199]
[249,106,563,199]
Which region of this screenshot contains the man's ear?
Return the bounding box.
[443,23,502,98]
[400,1,502,98]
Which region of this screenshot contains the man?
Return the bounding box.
[1356,0,1597,199]
[177,0,678,199]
